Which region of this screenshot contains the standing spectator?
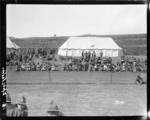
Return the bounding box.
[81,51,84,60]
[92,51,96,59]
[52,54,55,61]
[108,57,112,64]
[88,51,91,60]
[100,51,103,57]
[6,54,11,65]
[69,58,72,65]
[121,58,125,65]
[6,92,16,116]
[84,51,87,60]
[19,54,22,62]
[132,60,136,72]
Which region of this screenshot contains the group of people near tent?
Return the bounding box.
[63,56,147,72]
[6,92,64,117]
[7,50,56,71]
[7,50,55,65]
[6,49,147,72]
[14,61,58,71]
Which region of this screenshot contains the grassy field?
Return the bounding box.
[7,70,147,116]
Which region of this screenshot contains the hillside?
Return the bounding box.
[78,34,146,39]
[10,34,147,56]
[11,36,69,48]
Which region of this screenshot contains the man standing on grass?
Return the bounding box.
[82,51,84,60]
[135,74,147,85]
[100,51,103,58]
[6,92,16,116]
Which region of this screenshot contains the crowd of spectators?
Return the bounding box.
[6,49,56,71]
[6,50,147,72]
[63,51,147,72]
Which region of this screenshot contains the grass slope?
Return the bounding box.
[10,34,147,55]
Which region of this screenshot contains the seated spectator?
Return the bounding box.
[51,64,56,71]
[69,58,72,64]
[88,63,93,72]
[110,64,115,72]
[126,64,131,71]
[143,64,147,72]
[132,66,136,72]
[138,65,143,72]
[121,59,125,65]
[21,63,26,71]
[121,65,126,72]
[41,64,48,71]
[36,62,41,71]
[107,64,111,71]
[79,64,84,71]
[68,64,72,71]
[103,64,108,71]
[30,63,36,71]
[115,65,121,71]
[73,64,79,71]
[15,65,20,71]
[94,64,98,71]
[63,64,67,71]
[25,63,31,71]
[98,65,103,71]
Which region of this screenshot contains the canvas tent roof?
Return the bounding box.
[58,37,123,57]
[7,36,20,49]
[59,37,122,50]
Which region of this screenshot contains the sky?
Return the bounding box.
[7,5,147,38]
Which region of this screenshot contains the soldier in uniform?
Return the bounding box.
[135,74,147,85]
[13,96,28,116]
[47,101,64,116]
[81,51,84,60]
[6,92,16,116]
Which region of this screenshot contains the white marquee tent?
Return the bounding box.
[7,36,20,49]
[58,37,122,57]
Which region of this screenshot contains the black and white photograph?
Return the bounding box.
[5,4,147,117]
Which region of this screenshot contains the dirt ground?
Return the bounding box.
[7,70,147,116]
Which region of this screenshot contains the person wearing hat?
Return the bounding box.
[13,96,28,116]
[47,101,64,116]
[6,92,16,116]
